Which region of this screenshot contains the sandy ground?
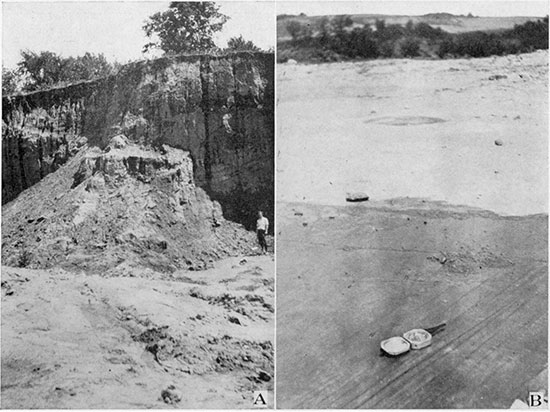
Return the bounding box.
[277,51,548,216]
[1,255,274,409]
[276,52,547,408]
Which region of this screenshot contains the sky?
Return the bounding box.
[276,1,549,18]
[2,1,275,69]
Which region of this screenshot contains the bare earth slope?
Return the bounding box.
[2,255,274,409]
[1,140,256,272]
[1,140,275,408]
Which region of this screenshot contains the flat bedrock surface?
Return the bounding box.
[277,51,548,216]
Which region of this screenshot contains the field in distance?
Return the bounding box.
[278,13,540,41]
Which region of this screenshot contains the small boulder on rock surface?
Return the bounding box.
[494,139,504,146]
[346,192,370,202]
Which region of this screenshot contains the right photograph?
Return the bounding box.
[275,1,548,409]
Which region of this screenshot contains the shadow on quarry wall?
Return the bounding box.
[2,51,274,230]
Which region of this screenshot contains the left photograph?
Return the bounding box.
[1,1,274,408]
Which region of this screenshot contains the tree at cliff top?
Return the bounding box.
[2,68,20,95]
[12,50,116,93]
[143,2,228,54]
[62,53,117,84]
[225,35,261,52]
[17,50,65,91]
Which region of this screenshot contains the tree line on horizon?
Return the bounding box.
[3,2,265,95]
[278,15,549,63]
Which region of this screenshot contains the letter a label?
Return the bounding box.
[253,391,268,408]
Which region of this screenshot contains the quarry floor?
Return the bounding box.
[1,255,274,409]
[276,51,548,408]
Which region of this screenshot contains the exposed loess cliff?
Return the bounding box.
[1,52,273,272]
[2,52,274,229]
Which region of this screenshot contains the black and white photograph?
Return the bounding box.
[1,1,274,408]
[276,1,548,408]
[2,0,549,410]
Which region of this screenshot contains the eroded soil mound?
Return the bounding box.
[1,139,258,273]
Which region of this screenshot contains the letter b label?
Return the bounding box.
[528,392,545,408]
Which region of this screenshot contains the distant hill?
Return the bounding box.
[277,13,540,41]
[277,12,547,64]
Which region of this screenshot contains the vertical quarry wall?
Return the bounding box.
[2,52,274,229]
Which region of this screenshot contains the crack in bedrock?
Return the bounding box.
[196,55,274,230]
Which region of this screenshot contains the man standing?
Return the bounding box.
[256,211,269,254]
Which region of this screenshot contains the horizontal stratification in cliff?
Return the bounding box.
[2,51,274,229]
